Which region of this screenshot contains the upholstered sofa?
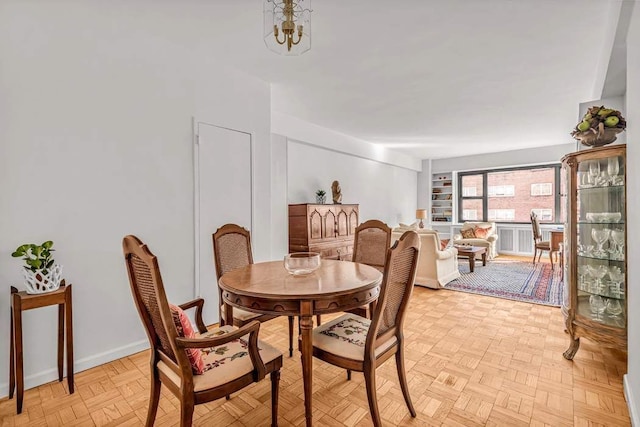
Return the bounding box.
[391,228,460,289]
[452,221,498,259]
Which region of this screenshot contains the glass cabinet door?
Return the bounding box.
[575,154,626,328]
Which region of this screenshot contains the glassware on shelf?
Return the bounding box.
[589,295,606,322]
[591,228,611,257]
[589,161,600,184]
[606,299,623,317]
[588,265,608,293]
[607,157,620,185]
[608,267,625,297]
[578,265,590,288]
[611,229,625,259]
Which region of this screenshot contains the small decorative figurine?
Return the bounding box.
[331,180,342,204]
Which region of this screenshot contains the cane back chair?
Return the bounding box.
[312,230,420,427]
[123,235,282,427]
[531,211,552,266]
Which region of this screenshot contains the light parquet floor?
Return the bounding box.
[0,273,629,426]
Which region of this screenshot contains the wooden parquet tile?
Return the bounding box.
[0,284,630,426]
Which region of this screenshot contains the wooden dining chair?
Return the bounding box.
[123,235,282,427]
[347,219,392,318]
[213,224,297,357]
[311,230,420,427]
[531,211,552,266]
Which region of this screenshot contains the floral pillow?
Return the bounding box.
[474,226,492,239]
[440,239,450,250]
[169,304,205,374]
[460,228,476,239]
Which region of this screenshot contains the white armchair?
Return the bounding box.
[391,228,460,289]
[453,221,499,259]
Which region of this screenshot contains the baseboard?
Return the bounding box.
[624,374,640,426]
[0,339,148,399]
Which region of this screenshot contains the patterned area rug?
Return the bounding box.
[444,258,564,306]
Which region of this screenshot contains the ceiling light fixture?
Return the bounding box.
[263,0,311,56]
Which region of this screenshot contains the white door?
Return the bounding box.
[195,122,252,325]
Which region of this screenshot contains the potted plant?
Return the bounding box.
[11,241,63,294]
[315,189,326,204]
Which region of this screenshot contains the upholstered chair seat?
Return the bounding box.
[157,325,282,392]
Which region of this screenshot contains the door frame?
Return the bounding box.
[193,118,254,299]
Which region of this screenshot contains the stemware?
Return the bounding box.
[578,265,590,288]
[589,295,606,322]
[608,267,625,297]
[607,157,620,184]
[588,161,601,185]
[611,229,625,259]
[591,228,610,257]
[588,265,608,292]
[606,298,623,318]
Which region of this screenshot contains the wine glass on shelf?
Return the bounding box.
[607,157,620,185]
[606,298,623,318]
[589,161,601,186]
[589,295,606,322]
[609,267,625,298]
[611,229,625,259]
[578,265,590,289]
[588,265,608,293]
[591,228,610,257]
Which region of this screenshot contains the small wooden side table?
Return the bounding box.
[9,282,74,414]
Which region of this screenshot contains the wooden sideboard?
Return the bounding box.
[288,204,359,260]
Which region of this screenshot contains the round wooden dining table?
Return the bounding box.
[218,259,383,427]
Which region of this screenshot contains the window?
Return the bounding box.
[488,185,514,197]
[462,187,477,197]
[488,209,515,220]
[458,164,562,223]
[463,209,478,220]
[531,183,552,196]
[531,208,553,221]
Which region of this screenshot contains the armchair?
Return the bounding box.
[391,228,460,289]
[453,221,499,259]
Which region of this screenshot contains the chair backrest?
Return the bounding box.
[123,235,184,367]
[366,230,420,354]
[530,212,543,242]
[212,224,254,280]
[352,220,392,272]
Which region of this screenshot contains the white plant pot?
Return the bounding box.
[23,264,63,294]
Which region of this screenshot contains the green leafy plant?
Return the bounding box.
[316,189,326,197]
[11,241,56,274]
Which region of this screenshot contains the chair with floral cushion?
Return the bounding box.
[346,219,392,318]
[311,230,420,427]
[123,235,282,427]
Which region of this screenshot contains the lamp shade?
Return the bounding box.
[415,209,427,219]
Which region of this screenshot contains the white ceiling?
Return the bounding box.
[117,0,626,160]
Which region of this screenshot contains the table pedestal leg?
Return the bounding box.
[300,301,313,427]
[469,256,476,273]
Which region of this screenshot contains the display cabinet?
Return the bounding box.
[561,144,626,360]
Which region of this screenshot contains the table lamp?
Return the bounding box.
[416,209,427,229]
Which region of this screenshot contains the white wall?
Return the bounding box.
[0,3,271,395]
[285,139,418,232]
[624,3,640,424]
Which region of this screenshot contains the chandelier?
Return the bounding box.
[263,0,312,56]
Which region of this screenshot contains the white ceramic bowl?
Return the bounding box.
[284,252,321,275]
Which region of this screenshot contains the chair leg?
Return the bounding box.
[532,249,537,265]
[364,366,382,427]
[395,347,416,417]
[179,398,194,427]
[271,370,280,427]
[288,316,294,357]
[145,372,161,427]
[316,315,321,326]
[347,369,351,381]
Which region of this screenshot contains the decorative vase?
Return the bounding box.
[23,264,63,294]
[575,123,623,147]
[316,195,326,204]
